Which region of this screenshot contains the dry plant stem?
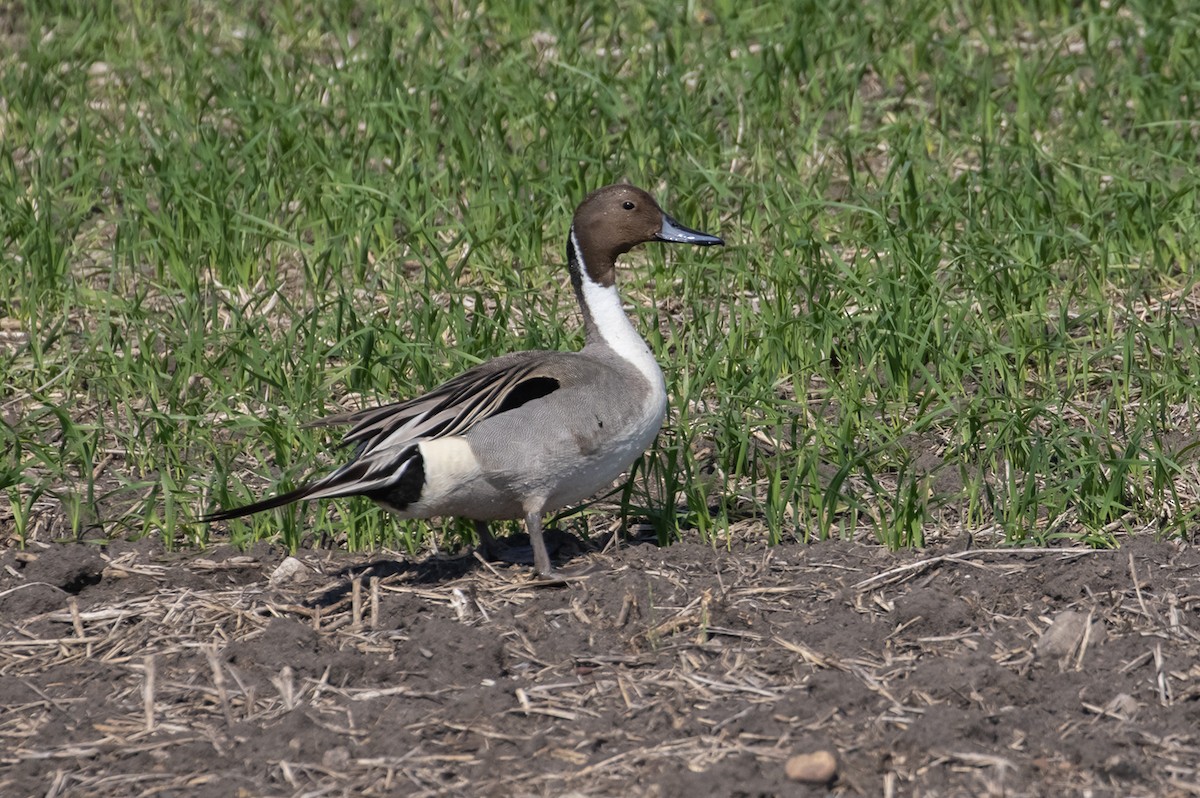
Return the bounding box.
[142,655,156,733]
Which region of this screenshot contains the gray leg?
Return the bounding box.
[474,520,499,558]
[526,511,555,577]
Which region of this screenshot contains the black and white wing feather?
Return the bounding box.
[201,353,562,521]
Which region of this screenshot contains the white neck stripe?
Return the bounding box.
[570,228,585,273]
[575,253,664,392]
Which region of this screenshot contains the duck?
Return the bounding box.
[201,184,724,578]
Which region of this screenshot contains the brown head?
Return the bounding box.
[568,184,724,288]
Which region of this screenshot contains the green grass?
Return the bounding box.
[3,0,1198,553]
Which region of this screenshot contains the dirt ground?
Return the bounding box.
[2,532,1198,797]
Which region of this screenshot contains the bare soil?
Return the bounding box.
[2,534,1199,797]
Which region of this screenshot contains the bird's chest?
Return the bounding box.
[571,395,665,458]
[540,392,666,504]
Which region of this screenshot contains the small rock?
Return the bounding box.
[1038,611,1089,658]
[322,746,351,770]
[785,750,837,784]
[1106,693,1139,719]
[1036,611,1106,669]
[270,557,308,585]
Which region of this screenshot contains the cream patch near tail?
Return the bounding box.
[414,437,483,508]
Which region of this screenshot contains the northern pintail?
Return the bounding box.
[202,184,724,577]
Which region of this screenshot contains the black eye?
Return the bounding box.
[622,201,635,210]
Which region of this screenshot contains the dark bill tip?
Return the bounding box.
[657,214,725,247]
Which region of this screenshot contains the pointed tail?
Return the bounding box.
[199,482,322,523]
[200,445,425,523]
